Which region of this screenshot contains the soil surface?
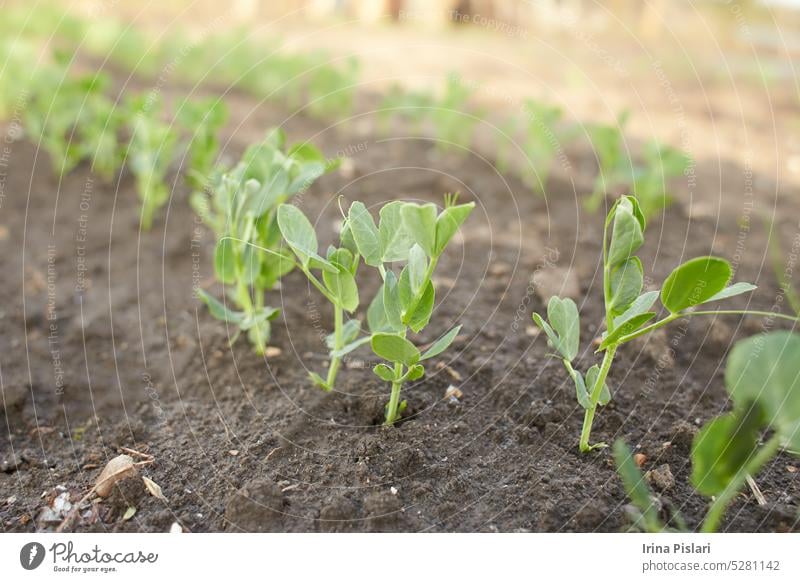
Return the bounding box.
[1,73,799,533]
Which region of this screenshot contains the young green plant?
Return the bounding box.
[177,97,228,191]
[431,74,480,154]
[584,111,632,212]
[276,203,365,391]
[632,141,691,219]
[193,130,334,354]
[345,194,474,424]
[124,95,178,230]
[531,195,791,452]
[614,330,800,532]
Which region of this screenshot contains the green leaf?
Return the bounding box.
[371,333,420,366]
[277,204,318,268]
[661,256,732,314]
[405,280,435,333]
[401,202,438,257]
[609,257,643,317]
[406,364,425,381]
[570,368,592,409]
[407,244,428,294]
[331,336,372,358]
[348,201,382,266]
[546,296,580,361]
[600,312,656,349]
[240,244,260,285]
[532,312,564,359]
[607,197,644,267]
[434,202,474,255]
[323,265,359,313]
[379,201,415,262]
[420,325,462,360]
[214,238,237,285]
[703,282,757,305]
[373,363,396,382]
[725,331,800,449]
[613,440,664,533]
[690,406,765,497]
[325,319,360,350]
[382,271,404,331]
[197,290,246,325]
[612,291,659,329]
[586,365,611,406]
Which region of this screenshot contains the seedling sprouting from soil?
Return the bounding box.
[377,84,434,134]
[614,330,800,532]
[584,112,692,219]
[177,97,228,191]
[276,203,364,391]
[193,130,334,354]
[584,112,632,212]
[632,141,691,219]
[530,195,790,453]
[24,66,110,176]
[515,99,563,193]
[346,194,474,424]
[431,74,480,154]
[307,57,360,120]
[124,95,178,230]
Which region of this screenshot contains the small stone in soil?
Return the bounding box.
[646,464,675,491]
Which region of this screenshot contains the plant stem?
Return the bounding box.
[701,433,782,532]
[617,309,798,346]
[324,304,344,391]
[579,345,617,452]
[384,363,404,425]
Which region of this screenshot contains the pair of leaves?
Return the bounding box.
[607,196,645,268]
[401,201,475,258]
[532,296,580,362]
[370,326,461,368]
[572,365,611,409]
[278,205,359,311]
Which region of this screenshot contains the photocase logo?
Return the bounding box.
[20,542,46,570]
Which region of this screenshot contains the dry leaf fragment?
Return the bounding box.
[94,455,136,498]
[142,476,168,502]
[122,506,136,521]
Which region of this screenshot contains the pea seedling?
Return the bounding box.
[346,194,474,424]
[377,84,434,135]
[632,141,691,219]
[177,97,228,192]
[431,74,480,154]
[614,330,800,532]
[276,203,365,390]
[194,130,334,354]
[584,111,632,212]
[307,57,360,120]
[531,195,785,453]
[124,95,178,230]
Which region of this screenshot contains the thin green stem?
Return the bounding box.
[579,345,617,452]
[701,434,782,533]
[384,363,404,425]
[616,309,798,346]
[325,304,344,390]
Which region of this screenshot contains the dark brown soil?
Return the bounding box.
[1,78,799,533]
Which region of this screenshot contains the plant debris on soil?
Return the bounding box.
[1,74,799,533]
